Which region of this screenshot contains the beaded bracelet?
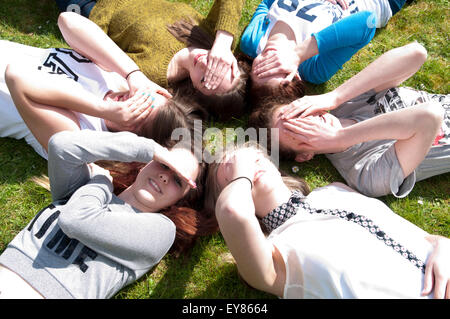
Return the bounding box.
[125,69,141,80]
[229,176,253,189]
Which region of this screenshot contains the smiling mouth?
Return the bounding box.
[149,178,162,194]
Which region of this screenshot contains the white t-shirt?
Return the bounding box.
[353,0,392,27]
[0,40,126,159]
[257,0,391,55]
[267,183,433,299]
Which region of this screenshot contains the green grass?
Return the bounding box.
[0,0,448,299]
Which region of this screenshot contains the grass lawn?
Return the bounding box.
[0,0,448,299]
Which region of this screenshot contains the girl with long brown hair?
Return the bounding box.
[1,38,205,160]
[205,143,449,299]
[240,0,411,107]
[248,43,449,198]
[55,0,251,119]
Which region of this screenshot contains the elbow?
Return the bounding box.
[424,102,444,130]
[409,42,428,61]
[215,201,252,227]
[215,202,240,224]
[4,63,25,93]
[58,12,83,42]
[405,42,428,69]
[414,102,444,137]
[58,12,77,31]
[57,206,79,239]
[48,131,76,160]
[57,213,72,237]
[358,11,377,44]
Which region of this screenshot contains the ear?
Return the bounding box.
[295,152,314,163]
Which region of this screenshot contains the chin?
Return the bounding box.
[135,191,157,209]
[255,180,276,195]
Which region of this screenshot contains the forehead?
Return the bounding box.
[152,92,168,107]
[271,105,285,123]
[271,105,298,150]
[172,148,199,176]
[146,92,169,121]
[215,147,269,188]
[250,70,285,88]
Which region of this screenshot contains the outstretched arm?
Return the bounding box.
[57,12,171,97]
[283,101,444,177]
[281,42,428,119]
[5,63,155,151]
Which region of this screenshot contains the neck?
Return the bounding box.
[167,48,191,82]
[256,182,293,219]
[118,186,153,212]
[267,20,297,46]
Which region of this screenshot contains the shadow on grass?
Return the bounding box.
[147,235,221,299]
[0,0,62,40]
[193,264,275,299]
[144,234,275,299]
[0,138,48,184]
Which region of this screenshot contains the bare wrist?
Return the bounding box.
[296,36,318,65]
[329,90,342,109]
[334,127,351,152]
[214,30,234,49]
[152,143,168,162]
[97,97,110,118]
[125,69,141,80]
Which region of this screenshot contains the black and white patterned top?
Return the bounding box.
[261,191,426,273]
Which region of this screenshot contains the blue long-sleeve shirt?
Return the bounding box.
[240,0,377,84]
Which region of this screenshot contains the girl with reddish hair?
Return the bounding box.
[0,129,216,298]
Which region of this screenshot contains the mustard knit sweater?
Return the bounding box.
[89,0,244,87]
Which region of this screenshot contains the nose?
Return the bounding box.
[159,172,170,184]
[198,55,208,68]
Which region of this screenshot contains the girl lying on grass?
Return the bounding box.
[205,144,449,299]
[0,24,203,159]
[0,129,217,298]
[249,43,449,198]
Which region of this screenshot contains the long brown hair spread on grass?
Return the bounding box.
[167,19,251,120]
[139,92,207,148]
[249,75,307,112]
